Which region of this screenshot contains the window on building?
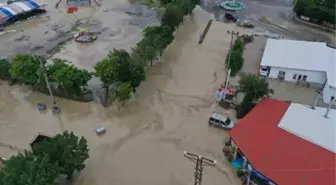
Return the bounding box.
[278,71,285,76]
[302,75,307,81]
[293,74,297,79]
[298,75,302,80]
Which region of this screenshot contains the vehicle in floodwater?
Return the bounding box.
[209,112,235,130]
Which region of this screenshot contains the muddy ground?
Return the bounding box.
[0,6,248,185]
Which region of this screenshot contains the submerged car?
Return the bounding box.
[209,112,235,130]
[224,13,239,22]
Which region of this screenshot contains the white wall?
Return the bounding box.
[322,82,336,104]
[268,67,327,85]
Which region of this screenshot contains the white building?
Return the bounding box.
[260,39,336,104]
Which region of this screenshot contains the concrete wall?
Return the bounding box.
[322,82,336,104]
[268,66,326,86]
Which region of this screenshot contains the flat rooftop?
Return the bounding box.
[278,103,336,153]
[260,39,336,87]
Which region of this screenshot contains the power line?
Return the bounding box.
[184,151,217,185]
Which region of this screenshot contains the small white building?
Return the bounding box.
[260,39,336,104]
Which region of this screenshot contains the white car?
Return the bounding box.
[208,112,235,130]
[259,66,270,77]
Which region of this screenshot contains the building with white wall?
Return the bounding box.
[260,39,336,104]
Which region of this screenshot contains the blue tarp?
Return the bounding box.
[24,0,40,9]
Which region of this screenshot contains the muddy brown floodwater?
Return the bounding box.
[0,6,249,185]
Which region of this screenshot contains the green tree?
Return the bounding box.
[48,59,92,95]
[0,151,60,185]
[0,59,11,80]
[236,73,274,118]
[161,4,184,31]
[115,82,132,106]
[32,131,89,180]
[160,0,172,4]
[135,39,157,66]
[10,54,41,84]
[226,50,244,76]
[143,26,174,56]
[176,0,195,15]
[129,63,145,92]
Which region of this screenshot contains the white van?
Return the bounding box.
[208,112,235,130]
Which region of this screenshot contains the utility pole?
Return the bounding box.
[184,151,217,185]
[39,56,56,104]
[223,30,239,101]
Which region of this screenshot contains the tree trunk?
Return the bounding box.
[103,86,109,107]
[122,101,126,106]
[66,172,73,180]
[150,60,153,66]
[133,87,136,93]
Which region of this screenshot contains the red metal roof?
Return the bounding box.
[229,98,336,185]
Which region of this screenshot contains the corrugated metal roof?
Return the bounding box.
[1,6,17,15]
[0,7,14,17]
[13,1,32,11]
[229,98,336,185]
[8,3,25,13]
[261,39,336,87]
[24,0,40,9]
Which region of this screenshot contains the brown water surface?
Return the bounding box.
[0,6,246,185]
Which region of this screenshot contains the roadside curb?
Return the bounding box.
[291,14,336,34]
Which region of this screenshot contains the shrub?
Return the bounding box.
[236,168,245,177]
[0,60,11,80]
[232,39,244,52]
[226,50,244,76]
[227,153,234,162]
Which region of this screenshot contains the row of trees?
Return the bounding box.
[226,39,244,77]
[0,131,89,185]
[0,0,200,106]
[293,0,335,25]
[0,55,92,96]
[94,0,200,106]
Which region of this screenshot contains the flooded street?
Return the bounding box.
[0,6,246,185]
[1,0,334,184]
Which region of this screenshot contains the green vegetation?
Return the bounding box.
[293,0,335,25]
[0,59,11,80]
[32,131,89,180]
[10,54,42,85]
[115,82,132,107]
[226,39,244,76]
[1,0,199,105]
[236,73,274,119]
[47,59,92,95]
[0,131,88,184]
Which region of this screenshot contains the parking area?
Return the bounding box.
[236,36,327,107]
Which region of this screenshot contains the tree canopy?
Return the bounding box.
[115,82,132,106]
[0,151,60,185]
[294,0,335,25]
[0,59,11,80]
[236,73,274,118]
[48,59,92,95]
[32,131,89,180]
[10,54,41,84]
[161,4,184,31]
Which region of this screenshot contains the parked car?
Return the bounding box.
[224,13,239,22]
[208,112,235,130]
[259,66,270,77]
